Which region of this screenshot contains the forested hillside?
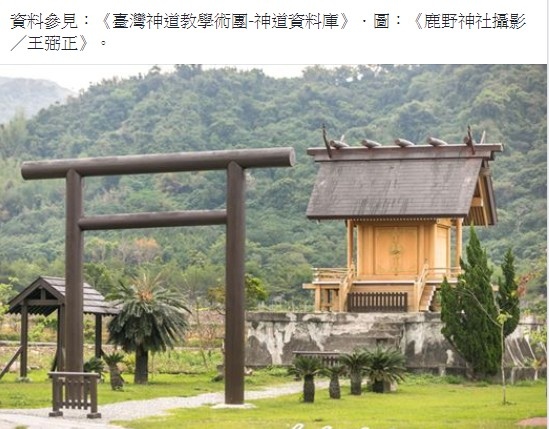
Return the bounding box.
[0,65,545,306]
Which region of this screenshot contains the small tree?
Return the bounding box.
[529,325,547,380]
[322,364,346,399]
[0,278,17,323]
[339,350,368,395]
[108,271,190,384]
[440,227,501,379]
[497,249,520,338]
[207,273,268,310]
[244,274,268,309]
[363,347,406,393]
[288,356,322,403]
[103,351,125,390]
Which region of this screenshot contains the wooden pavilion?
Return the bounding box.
[1,276,119,379]
[303,140,503,313]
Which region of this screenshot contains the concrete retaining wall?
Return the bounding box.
[246,312,544,376]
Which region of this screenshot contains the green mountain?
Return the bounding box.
[0,65,545,303]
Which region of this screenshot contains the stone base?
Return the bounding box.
[49,411,63,417]
[87,412,102,419]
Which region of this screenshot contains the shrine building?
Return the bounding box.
[303,139,503,313]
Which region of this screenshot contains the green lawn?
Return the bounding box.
[0,366,289,408]
[0,370,545,429]
[115,381,546,429]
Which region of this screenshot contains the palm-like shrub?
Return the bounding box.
[83,356,105,381]
[322,364,346,399]
[103,351,125,390]
[288,356,322,403]
[107,272,190,384]
[363,346,406,393]
[339,350,369,395]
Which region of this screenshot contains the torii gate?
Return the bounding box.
[21,147,295,405]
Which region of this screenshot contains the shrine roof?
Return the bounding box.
[306,144,503,225]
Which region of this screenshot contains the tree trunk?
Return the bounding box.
[350,370,362,395]
[303,374,315,403]
[372,380,384,393]
[134,346,149,384]
[500,323,507,405]
[329,374,341,399]
[108,364,124,390]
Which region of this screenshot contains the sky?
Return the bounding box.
[0,64,311,92]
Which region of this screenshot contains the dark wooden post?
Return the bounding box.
[87,373,101,418]
[57,305,65,371]
[54,307,61,371]
[49,373,63,417]
[65,169,84,372]
[20,303,28,378]
[94,314,102,359]
[225,162,246,405]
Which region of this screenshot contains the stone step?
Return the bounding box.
[419,285,436,311]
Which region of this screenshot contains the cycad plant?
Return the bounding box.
[363,346,406,393]
[288,356,322,403]
[339,350,369,395]
[103,351,125,391]
[83,356,105,382]
[108,271,190,384]
[322,364,346,399]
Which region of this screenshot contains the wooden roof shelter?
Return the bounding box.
[2,276,119,379]
[8,276,119,317]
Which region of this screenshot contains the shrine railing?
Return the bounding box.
[347,292,408,312]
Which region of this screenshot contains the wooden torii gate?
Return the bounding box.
[21,148,295,406]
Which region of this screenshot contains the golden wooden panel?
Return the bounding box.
[374,226,418,275]
[434,226,449,276]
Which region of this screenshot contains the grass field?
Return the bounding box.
[0,367,545,429]
[115,380,547,429]
[0,365,289,408]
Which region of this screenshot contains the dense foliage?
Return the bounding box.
[0,65,545,308]
[206,273,268,310]
[497,249,521,337]
[440,228,502,378]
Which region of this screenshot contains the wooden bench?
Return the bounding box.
[48,372,101,418]
[292,351,341,367]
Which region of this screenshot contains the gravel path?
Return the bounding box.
[0,381,317,429]
[516,417,547,427]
